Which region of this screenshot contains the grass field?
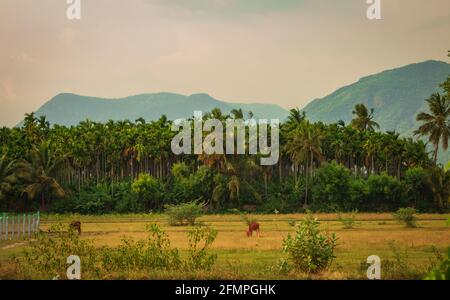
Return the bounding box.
[1,213,449,280]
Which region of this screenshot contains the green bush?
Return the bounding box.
[132,174,163,211]
[393,207,418,228]
[14,223,218,279]
[311,162,352,211]
[403,167,432,210]
[164,201,204,226]
[185,226,218,271]
[425,248,450,280]
[337,209,358,229]
[283,213,338,273]
[366,173,406,211]
[14,224,101,279]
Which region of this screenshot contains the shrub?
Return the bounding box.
[425,248,450,280]
[393,207,418,228]
[185,226,218,271]
[164,201,204,226]
[283,213,338,273]
[14,223,218,279]
[100,224,181,272]
[366,173,406,211]
[132,174,163,211]
[403,167,432,211]
[337,209,358,229]
[14,224,101,279]
[311,162,352,211]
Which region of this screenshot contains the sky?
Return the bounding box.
[0,0,449,127]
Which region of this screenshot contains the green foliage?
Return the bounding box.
[283,213,338,273]
[393,208,418,228]
[366,173,405,211]
[100,224,181,272]
[404,167,432,211]
[14,223,217,279]
[337,209,358,229]
[311,162,353,211]
[132,174,162,211]
[185,226,218,271]
[14,224,100,279]
[425,248,450,280]
[164,201,204,226]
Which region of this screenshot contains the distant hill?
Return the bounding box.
[30,92,290,126]
[302,60,450,163]
[302,60,450,135]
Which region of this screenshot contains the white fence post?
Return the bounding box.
[28,213,31,238]
[5,216,8,240]
[23,213,25,238]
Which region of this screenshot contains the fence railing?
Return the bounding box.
[0,212,40,241]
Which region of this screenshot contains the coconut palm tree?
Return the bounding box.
[414,93,450,164]
[351,104,380,132]
[0,154,18,202]
[427,167,450,211]
[19,141,66,211]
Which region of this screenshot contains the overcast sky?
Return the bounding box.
[1,0,449,126]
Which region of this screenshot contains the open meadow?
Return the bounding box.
[1,213,448,280]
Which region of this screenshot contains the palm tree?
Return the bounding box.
[284,121,323,207]
[415,93,450,164]
[0,154,18,202]
[427,167,450,211]
[19,141,66,211]
[351,104,380,132]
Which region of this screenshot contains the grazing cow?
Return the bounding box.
[246,222,260,237]
[70,221,82,235]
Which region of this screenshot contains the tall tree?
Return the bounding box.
[19,142,66,211]
[351,104,380,132]
[0,154,18,203]
[285,121,323,207]
[415,93,450,163]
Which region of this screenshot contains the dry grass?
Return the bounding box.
[1,213,449,279]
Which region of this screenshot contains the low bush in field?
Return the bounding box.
[13,224,101,279]
[13,223,217,279]
[283,213,338,274]
[393,207,418,228]
[360,242,444,280]
[425,248,450,280]
[337,209,358,229]
[164,201,204,226]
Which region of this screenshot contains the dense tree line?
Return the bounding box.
[1,64,449,213]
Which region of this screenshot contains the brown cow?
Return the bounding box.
[246,222,260,237]
[70,221,82,235]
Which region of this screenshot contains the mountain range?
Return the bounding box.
[31,92,289,126]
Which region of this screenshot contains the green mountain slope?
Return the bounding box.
[302,60,450,134]
[31,92,289,126]
[302,60,450,163]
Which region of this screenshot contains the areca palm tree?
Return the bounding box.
[0,154,18,202]
[284,121,323,207]
[351,104,380,132]
[414,93,450,164]
[427,167,450,211]
[19,141,66,211]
